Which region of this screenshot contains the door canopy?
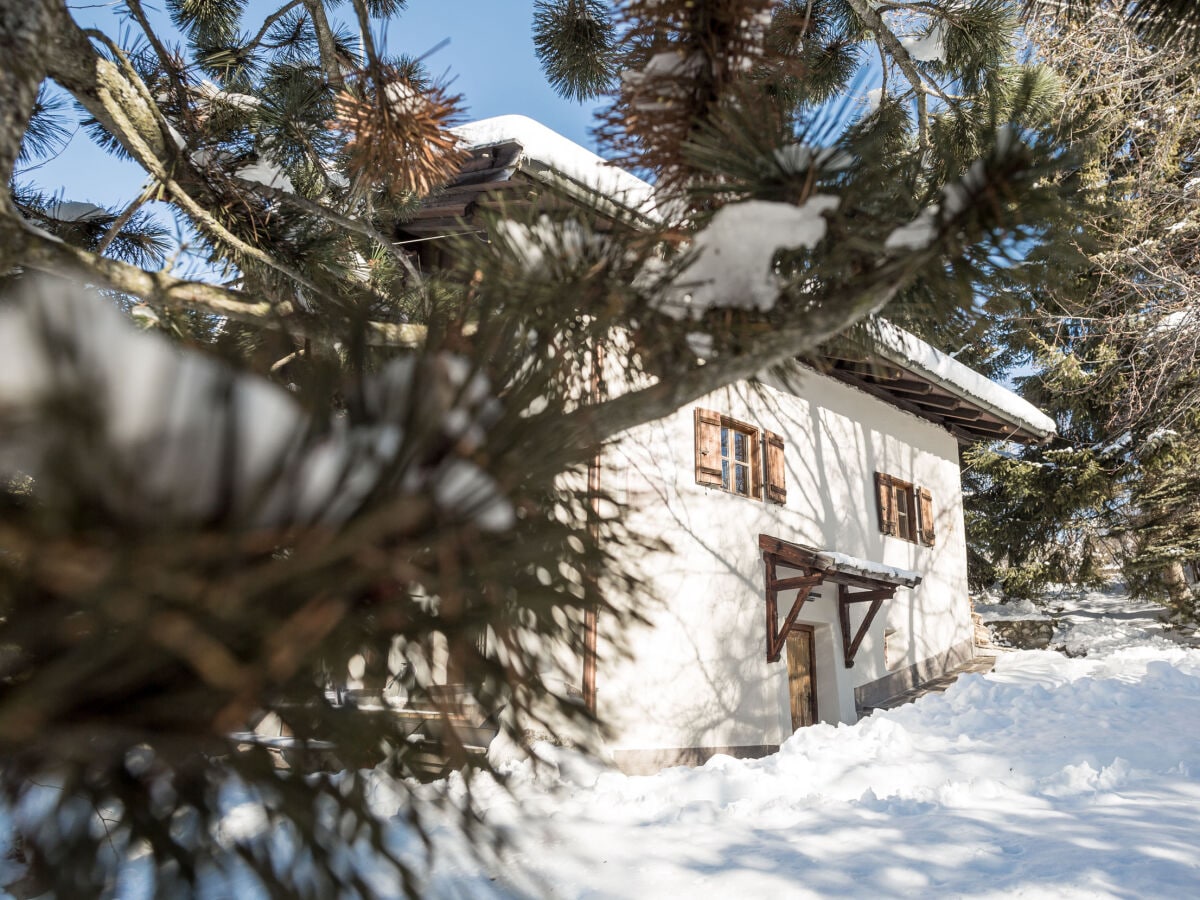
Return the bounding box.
[759,535,922,668]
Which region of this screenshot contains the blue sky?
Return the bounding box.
[29,1,599,211]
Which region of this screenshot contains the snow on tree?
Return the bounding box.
[964,2,1200,622]
[1,0,1083,895]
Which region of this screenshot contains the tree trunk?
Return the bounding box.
[1162,560,1195,621]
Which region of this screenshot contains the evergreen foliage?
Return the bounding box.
[533,0,618,102]
[0,0,1088,895]
[965,2,1200,621]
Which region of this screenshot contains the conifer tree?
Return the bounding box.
[1,0,1081,894]
[963,2,1200,621]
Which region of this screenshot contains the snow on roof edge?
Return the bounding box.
[453,115,658,220]
[868,320,1057,441]
[453,117,1055,441]
[814,550,922,588]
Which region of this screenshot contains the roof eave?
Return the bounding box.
[870,344,1057,444]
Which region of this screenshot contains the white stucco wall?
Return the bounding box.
[595,363,972,756]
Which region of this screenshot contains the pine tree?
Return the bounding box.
[963,2,1200,621]
[1,0,1081,895]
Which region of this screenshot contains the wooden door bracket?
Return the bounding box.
[838,582,895,668]
[764,551,824,662]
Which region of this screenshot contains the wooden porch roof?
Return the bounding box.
[760,535,921,669]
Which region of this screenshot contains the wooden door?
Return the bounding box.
[786,626,817,730]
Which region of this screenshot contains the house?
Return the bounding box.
[403,116,1056,775]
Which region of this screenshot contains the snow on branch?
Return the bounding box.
[0,280,513,532]
[663,196,840,319]
[884,158,988,251]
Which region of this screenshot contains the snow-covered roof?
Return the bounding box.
[446,117,1056,444]
[867,321,1057,442]
[454,115,657,220]
[814,550,921,588]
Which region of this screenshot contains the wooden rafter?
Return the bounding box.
[823,363,1039,446]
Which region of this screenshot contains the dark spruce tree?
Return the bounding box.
[963,2,1200,623]
[2,0,1081,895]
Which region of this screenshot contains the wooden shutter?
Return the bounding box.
[764,431,787,504]
[875,472,897,536]
[694,408,723,487]
[917,487,935,546]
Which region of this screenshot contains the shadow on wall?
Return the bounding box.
[772,370,971,672]
[597,372,972,753]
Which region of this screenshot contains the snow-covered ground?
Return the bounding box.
[5,589,1199,898]
[411,586,1200,898]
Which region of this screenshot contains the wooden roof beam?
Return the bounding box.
[925,405,984,422]
[827,368,1038,445]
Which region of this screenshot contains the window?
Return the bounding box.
[694,409,786,504]
[875,472,935,546]
[721,421,757,496]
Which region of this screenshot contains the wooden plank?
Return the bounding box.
[840,587,895,604]
[773,585,815,659]
[763,551,779,661]
[824,570,898,591]
[758,535,822,569]
[764,430,787,504]
[917,487,936,547]
[875,377,936,395]
[892,390,962,409]
[786,627,817,729]
[435,176,525,197]
[839,583,886,668]
[931,406,984,422]
[769,574,825,592]
[456,142,523,174]
[694,408,724,486]
[875,472,896,536]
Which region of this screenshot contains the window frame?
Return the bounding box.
[693,408,786,505]
[719,418,760,498]
[892,477,917,542]
[875,472,934,546]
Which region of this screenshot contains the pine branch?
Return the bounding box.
[303,0,348,90]
[242,178,425,287]
[3,215,427,346]
[349,0,380,67]
[533,0,616,102]
[84,34,334,300]
[123,0,188,104]
[94,183,153,256]
[842,0,954,154]
[63,23,412,319]
[245,0,306,55]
